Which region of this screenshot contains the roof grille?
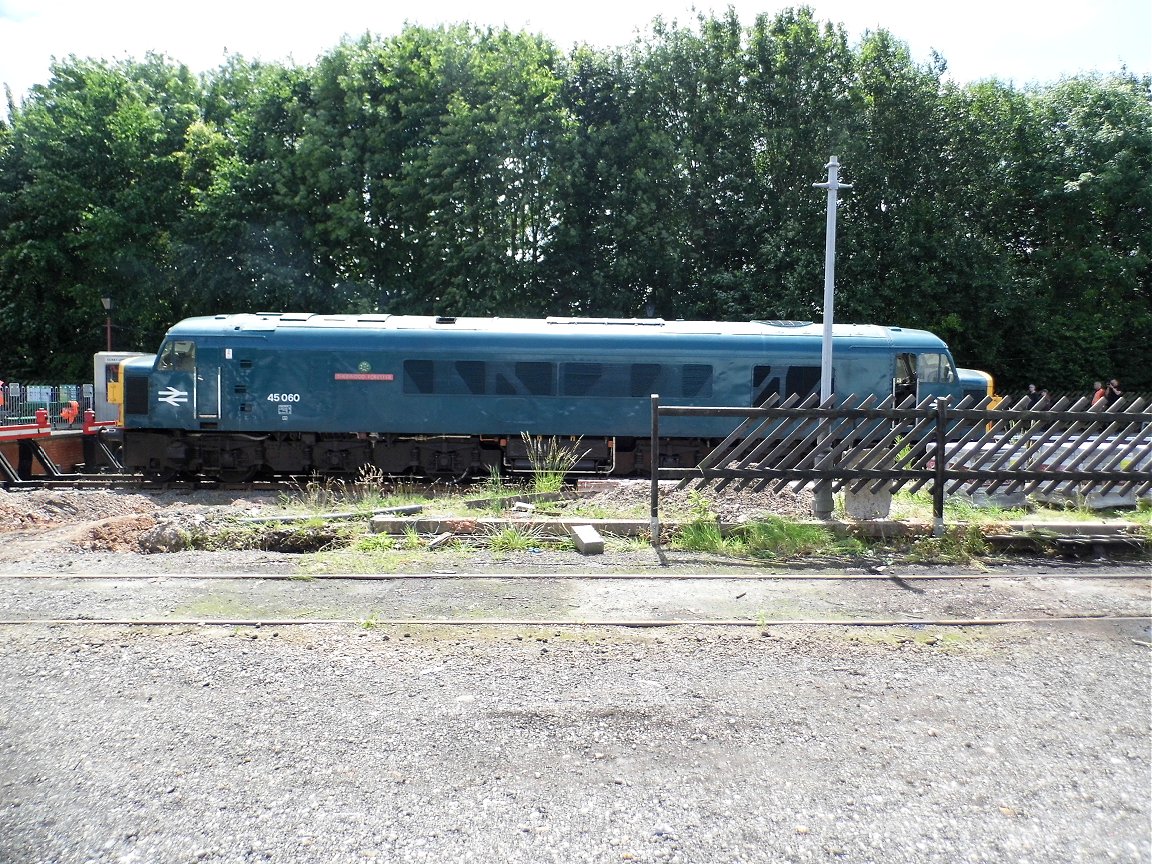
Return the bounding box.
[545,317,665,326]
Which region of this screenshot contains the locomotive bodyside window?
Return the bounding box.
[751,366,780,406]
[630,364,661,397]
[561,362,726,399]
[682,365,713,398]
[403,360,434,394]
[515,362,555,397]
[563,363,637,397]
[454,361,486,395]
[785,366,821,400]
[562,363,602,396]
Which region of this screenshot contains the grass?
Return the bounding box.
[673,514,865,559]
[902,524,990,565]
[234,469,1151,567]
[890,488,1152,526]
[278,465,430,515]
[486,524,546,552]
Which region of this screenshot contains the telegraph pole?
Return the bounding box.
[812,156,851,519]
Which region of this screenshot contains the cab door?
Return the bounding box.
[195,347,220,420]
[151,339,198,429]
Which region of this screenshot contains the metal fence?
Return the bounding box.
[0,383,95,428]
[649,393,1152,538]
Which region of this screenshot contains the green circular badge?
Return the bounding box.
[358,361,372,373]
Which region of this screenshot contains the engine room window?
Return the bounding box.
[405,359,556,396]
[454,361,486,395]
[682,365,713,398]
[630,364,661,398]
[563,363,606,397]
[515,362,555,397]
[785,365,821,400]
[403,359,434,394]
[156,340,196,373]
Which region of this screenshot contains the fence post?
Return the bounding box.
[650,394,661,549]
[932,397,950,536]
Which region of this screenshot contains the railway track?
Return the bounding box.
[8,473,289,493]
[1,570,1147,632]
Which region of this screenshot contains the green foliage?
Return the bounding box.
[279,469,425,514]
[686,491,715,521]
[192,519,354,553]
[0,16,1146,392]
[354,533,397,553]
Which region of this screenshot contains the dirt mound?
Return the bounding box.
[0,490,157,529]
[72,515,159,552]
[582,479,814,522]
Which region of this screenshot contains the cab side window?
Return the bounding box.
[916,353,955,384]
[157,340,196,372]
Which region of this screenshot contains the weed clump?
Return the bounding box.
[521,433,587,493]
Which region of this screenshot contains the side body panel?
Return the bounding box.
[124,315,966,439]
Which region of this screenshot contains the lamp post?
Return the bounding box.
[100,296,113,352]
[811,156,852,519]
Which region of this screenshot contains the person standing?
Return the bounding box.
[1092,381,1106,405]
[1105,379,1123,406]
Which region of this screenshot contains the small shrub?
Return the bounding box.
[400,526,424,550]
[686,490,715,521]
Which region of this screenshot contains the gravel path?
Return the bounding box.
[1,622,1148,864]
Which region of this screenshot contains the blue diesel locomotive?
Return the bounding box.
[110,313,994,479]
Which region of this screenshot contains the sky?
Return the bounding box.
[0,0,1149,102]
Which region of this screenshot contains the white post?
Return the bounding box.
[811,156,852,519]
[813,156,851,402]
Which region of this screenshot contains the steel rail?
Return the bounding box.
[0,571,1148,581]
[0,615,1146,628]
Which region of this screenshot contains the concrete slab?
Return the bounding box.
[569,524,605,555]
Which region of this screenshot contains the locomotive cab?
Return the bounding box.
[892,350,959,405]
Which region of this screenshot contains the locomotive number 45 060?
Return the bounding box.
[266,393,301,403]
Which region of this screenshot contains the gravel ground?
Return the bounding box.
[0,487,1149,864]
[1,623,1149,864]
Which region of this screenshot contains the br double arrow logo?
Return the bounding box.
[157,386,189,407]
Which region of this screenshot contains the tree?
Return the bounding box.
[1015,74,1152,390]
[0,54,203,376]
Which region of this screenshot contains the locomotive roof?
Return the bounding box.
[166,313,947,348]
